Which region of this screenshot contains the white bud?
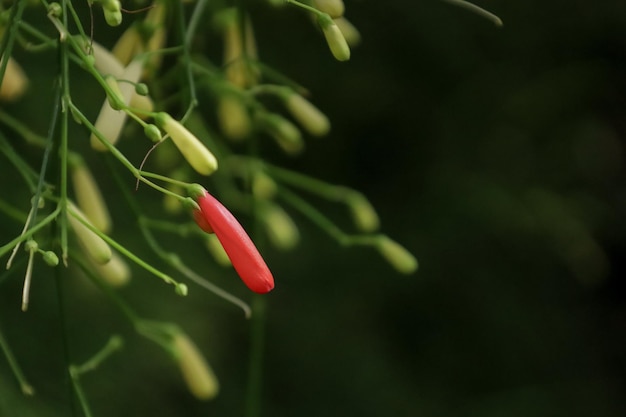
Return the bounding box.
[313,0,345,19]
[68,203,112,265]
[71,158,112,233]
[318,14,350,61]
[0,56,28,101]
[285,93,330,137]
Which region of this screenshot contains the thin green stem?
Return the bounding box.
[67,205,186,293]
[175,0,198,122]
[0,209,60,258]
[0,324,35,396]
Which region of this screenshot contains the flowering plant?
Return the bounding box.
[0,0,497,414]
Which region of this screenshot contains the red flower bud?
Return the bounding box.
[193,188,274,294]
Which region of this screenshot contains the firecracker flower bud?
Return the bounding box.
[376,235,418,274]
[317,13,351,61]
[284,92,330,137]
[155,113,219,176]
[217,94,251,141]
[173,331,219,400]
[0,56,28,102]
[70,155,112,233]
[346,191,379,232]
[191,187,274,294]
[101,0,122,26]
[258,113,304,155]
[67,203,112,265]
[262,204,300,250]
[334,17,361,47]
[313,0,345,19]
[144,124,162,143]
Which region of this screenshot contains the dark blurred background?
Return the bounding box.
[1,0,626,416]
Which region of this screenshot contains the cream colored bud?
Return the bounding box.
[129,93,154,117]
[112,25,142,66]
[217,95,251,141]
[313,0,345,18]
[68,203,112,265]
[346,192,379,232]
[334,17,361,47]
[263,204,299,250]
[71,160,112,233]
[90,41,125,76]
[318,14,350,61]
[104,76,125,110]
[155,113,219,175]
[173,332,219,400]
[92,251,131,287]
[91,59,144,151]
[376,235,417,274]
[205,234,232,267]
[285,93,330,137]
[0,56,28,101]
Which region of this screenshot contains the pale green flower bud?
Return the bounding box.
[284,93,330,137]
[102,0,122,27]
[217,95,251,141]
[68,203,112,265]
[252,171,277,199]
[376,236,418,274]
[70,156,112,233]
[173,332,219,400]
[346,192,379,232]
[144,124,162,143]
[263,204,299,250]
[313,0,345,18]
[259,113,304,155]
[334,17,361,47]
[43,251,59,267]
[155,113,219,176]
[317,14,350,61]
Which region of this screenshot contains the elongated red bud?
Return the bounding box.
[192,188,274,294]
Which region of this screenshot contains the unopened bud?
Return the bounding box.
[144,124,162,143]
[155,112,219,175]
[102,0,122,26]
[104,75,125,110]
[263,204,299,250]
[47,2,62,17]
[24,240,38,252]
[347,192,379,232]
[0,57,28,102]
[259,113,304,155]
[252,171,277,199]
[313,0,345,18]
[284,93,330,137]
[71,157,112,233]
[217,95,251,141]
[376,235,418,274]
[173,332,219,400]
[43,251,60,267]
[334,17,361,47]
[317,14,350,61]
[175,283,188,297]
[68,203,112,265]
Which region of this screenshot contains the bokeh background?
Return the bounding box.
[1,0,626,416]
